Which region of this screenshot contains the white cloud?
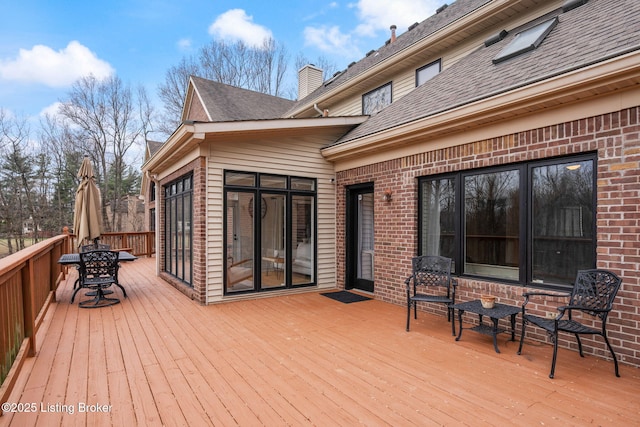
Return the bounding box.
[177,38,192,51]
[208,9,273,48]
[304,0,439,59]
[39,102,63,118]
[0,41,114,87]
[354,0,440,36]
[303,25,361,58]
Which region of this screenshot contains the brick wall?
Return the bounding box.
[336,106,640,368]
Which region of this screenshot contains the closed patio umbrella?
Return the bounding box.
[73,155,103,247]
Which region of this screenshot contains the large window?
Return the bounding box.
[164,174,193,285]
[224,171,316,294]
[362,82,392,115]
[419,154,596,289]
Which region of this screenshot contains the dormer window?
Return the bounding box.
[493,17,558,64]
[416,59,441,87]
[363,82,392,115]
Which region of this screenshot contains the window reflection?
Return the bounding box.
[225,191,255,293]
[420,177,456,270]
[464,170,520,280]
[292,195,314,285]
[532,160,594,284]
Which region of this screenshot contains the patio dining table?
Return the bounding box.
[57,251,138,265]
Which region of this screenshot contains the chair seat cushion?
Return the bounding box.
[410,294,452,304]
[524,314,600,334]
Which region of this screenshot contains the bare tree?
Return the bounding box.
[59,75,151,232]
[0,110,34,251]
[157,56,201,135]
[157,37,290,134]
[39,114,82,232]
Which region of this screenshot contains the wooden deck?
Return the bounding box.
[2,257,639,426]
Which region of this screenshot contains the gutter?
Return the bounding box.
[321,49,640,161]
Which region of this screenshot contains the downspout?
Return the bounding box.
[313,104,329,117]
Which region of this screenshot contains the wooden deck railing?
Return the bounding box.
[0,234,69,410]
[62,228,155,257]
[0,231,155,413]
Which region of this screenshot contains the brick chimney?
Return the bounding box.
[390,25,397,43]
[298,64,323,100]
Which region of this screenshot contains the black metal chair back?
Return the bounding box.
[570,270,621,320]
[406,255,456,335]
[80,250,119,281]
[411,256,453,288]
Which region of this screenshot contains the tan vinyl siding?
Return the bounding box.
[329,97,363,117]
[393,69,416,99]
[204,135,336,303]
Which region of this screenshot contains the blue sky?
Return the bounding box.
[0,0,442,120]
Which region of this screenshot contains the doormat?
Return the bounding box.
[320,290,372,304]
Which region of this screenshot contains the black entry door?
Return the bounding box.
[346,184,374,292]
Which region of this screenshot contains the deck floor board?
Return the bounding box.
[2,257,639,426]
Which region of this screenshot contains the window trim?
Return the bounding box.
[415,59,441,87]
[418,153,597,290]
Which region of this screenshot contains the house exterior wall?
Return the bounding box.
[203,134,338,303]
[335,106,640,368]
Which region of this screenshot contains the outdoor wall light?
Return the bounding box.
[382,189,393,202]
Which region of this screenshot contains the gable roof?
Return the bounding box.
[185,76,296,122]
[330,0,640,147]
[284,0,492,117]
[146,140,163,158]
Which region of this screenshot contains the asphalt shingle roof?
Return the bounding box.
[333,0,640,145]
[191,76,295,122]
[283,0,491,115]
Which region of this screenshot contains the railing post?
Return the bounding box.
[21,259,37,357]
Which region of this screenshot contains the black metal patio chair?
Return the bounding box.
[73,250,126,308]
[74,242,111,290]
[517,269,622,378]
[406,255,457,336]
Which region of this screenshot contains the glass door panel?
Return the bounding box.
[261,193,286,288]
[346,185,374,292]
[291,195,314,285]
[225,191,255,293]
[357,193,375,286]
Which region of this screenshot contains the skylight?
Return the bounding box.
[493,17,558,64]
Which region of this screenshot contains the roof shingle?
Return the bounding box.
[333,0,640,145]
[191,76,295,122]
